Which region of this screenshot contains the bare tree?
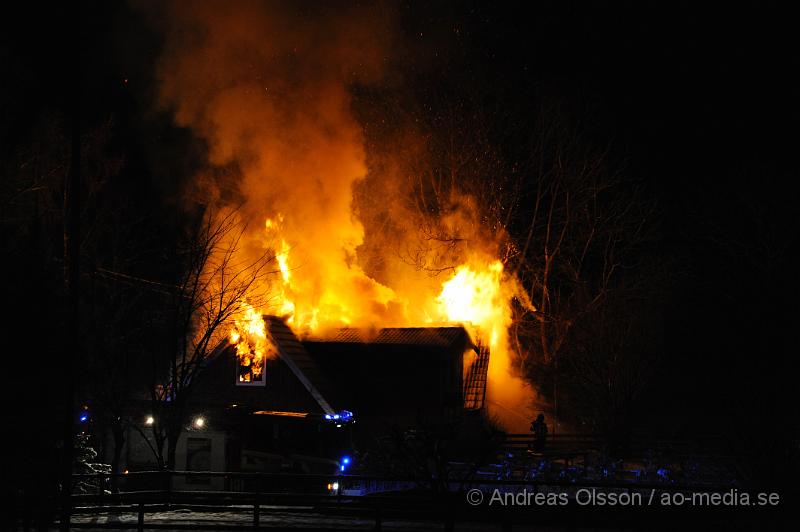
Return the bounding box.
[362,83,664,434]
[560,287,663,439]
[144,207,276,469]
[510,136,660,431]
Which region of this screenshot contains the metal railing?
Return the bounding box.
[500,433,735,456]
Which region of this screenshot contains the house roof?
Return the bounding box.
[299,323,479,415]
[313,326,473,349]
[264,316,337,415]
[200,319,475,414]
[194,317,481,418]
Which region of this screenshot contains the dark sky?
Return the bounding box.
[9,1,796,215]
[403,2,800,436]
[3,1,798,440]
[8,2,797,179]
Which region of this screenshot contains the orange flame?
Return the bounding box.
[248,215,535,428]
[436,260,505,346]
[229,302,276,383]
[151,0,536,429]
[432,258,534,427]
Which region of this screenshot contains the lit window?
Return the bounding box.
[235,347,266,387]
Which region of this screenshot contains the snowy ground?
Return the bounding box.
[66,505,598,531]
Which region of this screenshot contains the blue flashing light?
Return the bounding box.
[79,414,89,423]
[340,465,345,472]
[342,456,350,465]
[325,410,355,425]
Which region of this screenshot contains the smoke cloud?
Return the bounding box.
[145,0,534,430]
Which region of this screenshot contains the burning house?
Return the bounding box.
[119,315,490,484]
[103,0,538,485]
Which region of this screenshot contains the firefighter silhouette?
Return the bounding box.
[530,413,548,452]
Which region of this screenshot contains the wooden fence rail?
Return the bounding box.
[50,470,740,531]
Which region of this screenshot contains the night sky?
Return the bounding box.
[2,0,798,502]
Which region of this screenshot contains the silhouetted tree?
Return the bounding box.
[358,83,665,436]
[144,208,276,469]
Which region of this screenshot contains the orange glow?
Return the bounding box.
[436,260,505,341]
[229,302,276,383]
[153,0,536,429]
[234,212,535,426]
[432,258,534,429]
[252,410,309,418]
[244,217,535,428]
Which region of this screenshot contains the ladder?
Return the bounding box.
[463,337,490,410]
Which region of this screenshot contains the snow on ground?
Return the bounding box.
[68,505,580,531]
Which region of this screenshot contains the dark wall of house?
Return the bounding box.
[190,348,323,415]
[302,342,464,434]
[184,342,468,466]
[185,349,349,468]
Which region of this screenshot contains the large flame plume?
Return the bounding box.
[149,0,535,430]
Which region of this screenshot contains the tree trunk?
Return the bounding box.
[111,422,125,473]
[151,427,166,470]
[110,421,125,492]
[167,435,179,471]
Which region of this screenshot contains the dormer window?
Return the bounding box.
[236,345,265,386]
[229,311,273,387]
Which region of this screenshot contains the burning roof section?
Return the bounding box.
[321,327,473,349]
[249,316,488,417]
[302,323,488,412]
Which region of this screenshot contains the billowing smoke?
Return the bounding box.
[147,0,401,326]
[145,0,534,430]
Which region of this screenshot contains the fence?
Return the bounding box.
[50,469,743,531]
